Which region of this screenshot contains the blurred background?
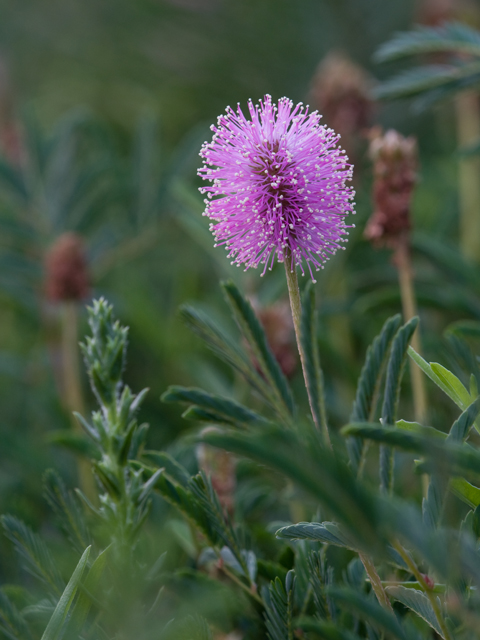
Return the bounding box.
[1,0,479,581]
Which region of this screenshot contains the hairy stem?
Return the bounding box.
[392,541,453,640]
[284,249,331,446]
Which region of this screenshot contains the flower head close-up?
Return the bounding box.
[198,94,356,280]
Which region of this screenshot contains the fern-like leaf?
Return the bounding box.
[380,317,419,493]
[2,516,64,597]
[348,315,401,475]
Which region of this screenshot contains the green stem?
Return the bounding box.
[394,241,427,424]
[221,564,263,605]
[358,552,394,613]
[284,249,331,446]
[392,541,453,640]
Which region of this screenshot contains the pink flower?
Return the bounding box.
[198,95,355,281]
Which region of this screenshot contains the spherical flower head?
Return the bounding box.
[198,95,355,281]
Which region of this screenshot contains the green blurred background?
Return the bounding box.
[0,0,472,575]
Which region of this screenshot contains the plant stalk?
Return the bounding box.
[393,541,453,640]
[61,301,96,500]
[284,250,331,446]
[358,552,394,613]
[394,241,427,424]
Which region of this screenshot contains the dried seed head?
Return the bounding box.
[365,128,417,249]
[418,0,480,26]
[309,52,373,160]
[45,232,90,302]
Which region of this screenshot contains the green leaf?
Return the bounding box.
[424,398,480,527]
[450,477,480,508]
[396,420,446,440]
[300,282,328,437]
[40,546,91,640]
[275,522,356,550]
[408,348,461,404]
[45,431,100,460]
[410,350,480,434]
[222,280,296,418]
[155,470,248,578]
[161,385,270,428]
[43,470,91,555]
[0,590,32,640]
[307,551,333,621]
[447,320,480,340]
[188,473,248,577]
[65,546,110,638]
[201,426,384,554]
[296,618,361,640]
[257,560,288,585]
[380,318,419,493]
[180,304,274,406]
[375,22,480,62]
[348,315,401,475]
[422,474,448,530]
[373,63,480,102]
[1,516,64,597]
[168,614,214,640]
[263,572,295,640]
[142,450,190,487]
[342,423,429,455]
[328,588,406,640]
[446,396,480,443]
[430,363,471,409]
[385,585,444,638]
[412,232,480,293]
[0,159,29,204]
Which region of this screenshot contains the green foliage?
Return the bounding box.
[385,585,443,637]
[375,21,480,113]
[375,22,480,61]
[40,546,90,640]
[276,522,356,550]
[222,280,296,420]
[1,516,64,597]
[300,282,328,437]
[8,3,480,639]
[348,315,402,476]
[43,470,91,555]
[0,589,33,640]
[263,572,296,640]
[161,385,270,429]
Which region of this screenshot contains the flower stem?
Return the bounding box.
[455,91,480,262]
[394,241,427,424]
[61,301,95,500]
[284,249,331,446]
[392,541,453,640]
